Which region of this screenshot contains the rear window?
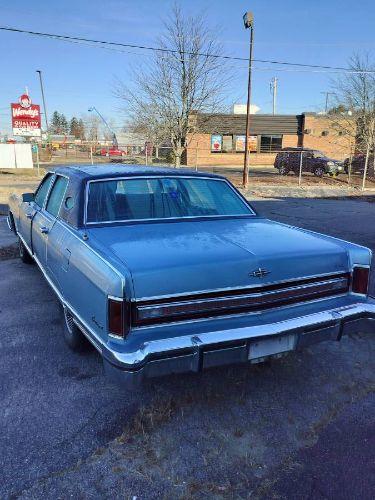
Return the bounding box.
[86,177,253,223]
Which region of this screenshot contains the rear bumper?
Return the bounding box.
[103,299,375,388]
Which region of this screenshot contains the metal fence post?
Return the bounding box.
[298,151,303,187]
[90,145,93,165]
[36,145,40,176]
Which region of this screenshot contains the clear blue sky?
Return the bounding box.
[1,0,374,134]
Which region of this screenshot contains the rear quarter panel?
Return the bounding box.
[50,222,127,343]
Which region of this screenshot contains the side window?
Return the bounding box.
[46,176,69,218]
[34,174,54,208]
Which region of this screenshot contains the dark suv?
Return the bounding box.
[274,148,343,177]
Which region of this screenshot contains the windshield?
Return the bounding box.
[86,177,254,223]
[313,151,325,158]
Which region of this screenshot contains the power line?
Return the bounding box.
[1,25,374,73]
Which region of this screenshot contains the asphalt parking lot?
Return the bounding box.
[0,196,374,499]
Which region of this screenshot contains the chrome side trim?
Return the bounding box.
[6,215,13,231]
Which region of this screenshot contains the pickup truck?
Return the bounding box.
[7,165,375,387]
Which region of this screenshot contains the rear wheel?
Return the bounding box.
[19,238,34,264]
[63,307,89,351]
[278,164,290,175]
[313,166,325,177]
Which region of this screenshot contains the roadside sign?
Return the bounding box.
[11,94,42,137]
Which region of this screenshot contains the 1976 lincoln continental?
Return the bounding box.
[7,165,375,386]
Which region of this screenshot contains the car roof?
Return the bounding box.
[52,164,224,180]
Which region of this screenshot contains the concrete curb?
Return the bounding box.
[241,186,375,200]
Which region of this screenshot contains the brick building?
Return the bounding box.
[186,112,354,167]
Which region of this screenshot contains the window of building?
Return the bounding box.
[222,135,233,152]
[211,135,222,152]
[260,135,282,153]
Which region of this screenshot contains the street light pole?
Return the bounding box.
[88,106,118,147]
[36,70,49,133]
[242,11,254,188]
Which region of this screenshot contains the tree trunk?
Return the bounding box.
[362,143,371,191]
[173,143,183,168]
[155,146,159,159]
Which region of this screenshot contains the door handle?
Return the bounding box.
[26,213,33,219]
[39,226,49,234]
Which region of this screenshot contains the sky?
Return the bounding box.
[1,0,375,135]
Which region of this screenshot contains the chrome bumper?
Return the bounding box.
[103,299,375,388]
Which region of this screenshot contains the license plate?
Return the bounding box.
[249,334,296,360]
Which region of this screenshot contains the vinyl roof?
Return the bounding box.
[54,164,223,180]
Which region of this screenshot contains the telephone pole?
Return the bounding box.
[320,91,334,114]
[242,11,255,188]
[270,77,278,115]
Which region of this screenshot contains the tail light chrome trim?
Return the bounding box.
[132,273,350,327]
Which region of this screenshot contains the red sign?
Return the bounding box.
[11,94,42,137]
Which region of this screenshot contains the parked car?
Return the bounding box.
[7,166,375,387]
[274,148,343,177]
[343,154,375,176]
[99,147,126,157]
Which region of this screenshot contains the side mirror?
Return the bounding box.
[22,192,35,203]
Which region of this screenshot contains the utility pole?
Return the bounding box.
[36,70,49,133]
[320,91,334,114]
[242,11,254,188]
[270,77,278,115]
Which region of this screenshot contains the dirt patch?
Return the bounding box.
[0,244,18,260]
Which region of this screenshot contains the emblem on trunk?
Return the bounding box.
[251,267,270,278]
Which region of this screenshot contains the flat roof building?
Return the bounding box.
[186,112,353,167]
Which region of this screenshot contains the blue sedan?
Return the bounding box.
[7,165,375,387]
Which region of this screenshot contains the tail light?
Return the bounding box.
[108,297,125,337]
[352,267,369,295]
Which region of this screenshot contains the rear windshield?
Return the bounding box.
[86,177,253,223]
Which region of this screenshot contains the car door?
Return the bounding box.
[19,173,54,250]
[32,175,68,271]
[303,151,314,172]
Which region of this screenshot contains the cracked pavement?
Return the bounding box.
[0,196,374,499]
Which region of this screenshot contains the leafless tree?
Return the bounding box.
[81,114,101,143]
[331,54,375,189]
[115,3,230,167]
[127,107,169,159]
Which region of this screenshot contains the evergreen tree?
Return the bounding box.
[59,114,69,135]
[69,116,80,138]
[77,119,86,140]
[51,111,61,134]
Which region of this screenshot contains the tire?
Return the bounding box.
[313,166,325,177]
[19,238,34,264]
[63,307,88,351]
[278,164,290,175]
